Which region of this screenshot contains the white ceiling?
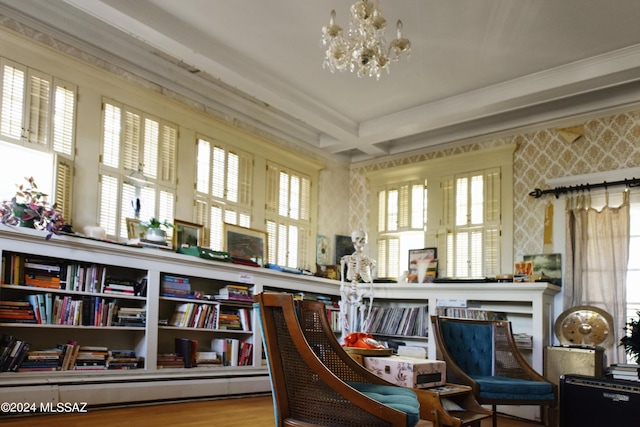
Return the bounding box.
[2,0,640,161]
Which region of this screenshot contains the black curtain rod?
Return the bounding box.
[529,177,640,198]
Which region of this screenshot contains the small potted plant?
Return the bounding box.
[141,217,175,243]
[0,177,65,240]
[620,310,640,365]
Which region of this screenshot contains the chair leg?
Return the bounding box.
[492,405,497,427]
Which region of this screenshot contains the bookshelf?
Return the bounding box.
[372,282,560,374]
[0,224,340,406]
[0,225,559,410]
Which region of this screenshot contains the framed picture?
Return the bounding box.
[173,219,204,249]
[335,234,354,280]
[224,223,267,267]
[316,234,330,265]
[408,248,438,283]
[513,261,533,282]
[126,218,146,240]
[523,253,562,286]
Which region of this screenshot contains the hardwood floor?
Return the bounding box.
[0,394,544,426]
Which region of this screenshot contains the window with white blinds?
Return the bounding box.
[376,181,427,279]
[443,168,501,278]
[194,136,252,250]
[99,98,177,239]
[265,163,311,270]
[0,58,76,222]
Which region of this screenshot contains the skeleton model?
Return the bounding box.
[339,230,376,338]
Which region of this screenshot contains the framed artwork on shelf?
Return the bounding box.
[513,261,533,282]
[224,223,267,267]
[523,253,562,286]
[335,234,354,280]
[316,234,330,265]
[408,248,438,283]
[173,219,204,249]
[126,218,146,240]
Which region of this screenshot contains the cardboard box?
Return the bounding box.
[364,356,446,389]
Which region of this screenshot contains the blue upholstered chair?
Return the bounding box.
[255,292,440,427]
[430,316,557,427]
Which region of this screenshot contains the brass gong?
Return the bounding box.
[555,305,614,347]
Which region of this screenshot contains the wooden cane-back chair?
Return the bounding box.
[295,298,491,427]
[256,292,435,427]
[430,316,557,427]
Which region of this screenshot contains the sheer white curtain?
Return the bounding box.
[564,191,630,364]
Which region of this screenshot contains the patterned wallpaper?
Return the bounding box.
[349,110,640,264]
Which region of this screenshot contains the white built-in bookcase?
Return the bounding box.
[0,225,558,408]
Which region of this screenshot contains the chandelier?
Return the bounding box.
[321,0,411,80]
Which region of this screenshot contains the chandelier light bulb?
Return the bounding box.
[321,0,410,80]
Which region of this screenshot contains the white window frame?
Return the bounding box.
[369,145,515,280]
[265,163,312,270]
[98,98,177,240]
[0,57,76,221]
[376,181,427,279]
[194,135,253,250]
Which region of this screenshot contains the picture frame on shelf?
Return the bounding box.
[408,248,438,283]
[224,223,267,267]
[316,234,330,265]
[523,253,562,286]
[126,218,146,240]
[335,234,354,280]
[513,261,533,282]
[173,219,204,249]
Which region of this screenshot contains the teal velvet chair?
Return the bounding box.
[430,316,557,427]
[256,292,438,427]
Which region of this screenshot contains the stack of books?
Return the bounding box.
[18,348,61,372]
[74,346,108,370]
[115,307,146,327]
[217,309,243,330]
[0,300,37,323]
[24,258,62,289]
[161,275,196,299]
[214,284,253,302]
[102,277,137,295]
[607,363,639,381]
[195,351,221,366]
[157,353,185,369]
[106,349,138,369]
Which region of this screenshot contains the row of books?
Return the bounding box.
[2,253,147,296]
[363,305,429,337]
[1,295,146,327]
[0,335,30,372]
[212,338,253,367]
[433,306,508,321]
[1,336,140,372]
[169,303,218,329]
